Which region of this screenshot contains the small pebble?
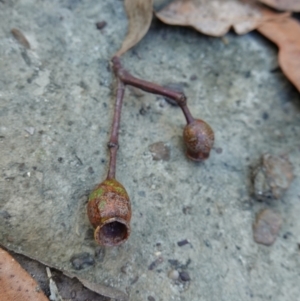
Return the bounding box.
[70,252,95,270]
[148,296,155,301]
[96,21,107,30]
[190,74,198,81]
[168,269,179,280]
[182,206,192,214]
[252,153,294,201]
[179,271,191,282]
[215,147,223,154]
[148,257,163,270]
[253,208,282,246]
[149,142,170,161]
[24,127,35,135]
[177,239,189,247]
[283,232,292,239]
[88,166,94,174]
[139,106,147,115]
[168,259,179,267]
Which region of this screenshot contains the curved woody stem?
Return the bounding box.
[107,78,125,180]
[89,55,213,247]
[107,56,197,179]
[111,56,194,124]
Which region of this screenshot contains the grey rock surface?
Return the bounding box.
[1,1,300,300]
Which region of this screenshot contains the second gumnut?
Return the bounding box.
[183,119,215,161]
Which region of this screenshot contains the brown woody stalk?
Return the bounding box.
[111,56,194,124]
[107,56,197,177]
[108,56,214,164]
[87,78,131,247]
[87,55,215,247]
[107,78,125,179]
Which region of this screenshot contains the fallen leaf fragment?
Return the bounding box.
[0,247,49,301]
[156,0,277,36]
[115,0,153,57]
[258,0,300,12]
[4,248,115,301]
[257,14,300,92]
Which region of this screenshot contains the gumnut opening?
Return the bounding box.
[94,217,130,246]
[87,179,131,247]
[183,119,214,161]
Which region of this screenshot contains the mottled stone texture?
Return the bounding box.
[0,1,300,301]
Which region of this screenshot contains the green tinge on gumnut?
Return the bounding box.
[87,179,131,246]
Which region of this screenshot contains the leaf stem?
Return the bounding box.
[107,79,125,180]
[112,56,194,124]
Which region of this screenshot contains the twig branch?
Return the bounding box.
[107,78,125,180]
[106,55,212,178]
[88,53,214,246]
[112,56,194,124]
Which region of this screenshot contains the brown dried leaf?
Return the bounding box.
[115,0,154,57]
[258,0,300,12]
[257,14,300,92]
[0,248,49,301]
[156,0,274,36]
